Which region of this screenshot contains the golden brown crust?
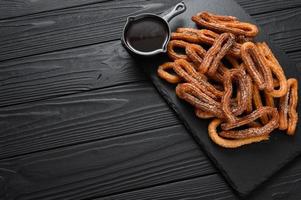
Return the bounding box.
[199,33,235,75]
[241,42,273,92]
[208,119,269,148]
[156,11,298,148]
[256,42,288,97]
[191,12,259,37]
[185,43,206,67]
[195,108,215,119]
[222,68,251,122]
[171,31,200,43]
[220,107,279,139]
[279,78,298,135]
[176,83,224,118]
[173,28,241,57]
[245,75,254,114]
[167,40,191,61]
[174,59,224,99]
[252,85,270,125]
[157,62,181,84]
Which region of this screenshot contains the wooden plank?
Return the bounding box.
[1,7,300,108]
[287,51,301,63]
[0,82,180,159]
[0,125,216,200]
[96,157,301,200]
[0,1,299,199]
[236,0,301,15]
[1,124,301,200]
[0,0,299,64]
[0,41,144,107]
[0,0,104,19]
[253,7,301,55]
[236,3,301,63]
[0,0,299,21]
[99,174,237,200]
[0,0,180,61]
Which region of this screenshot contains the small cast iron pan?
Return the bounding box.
[121,2,186,56]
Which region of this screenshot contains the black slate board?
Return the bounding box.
[134,0,301,197]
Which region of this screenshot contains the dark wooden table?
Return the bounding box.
[0,0,301,199]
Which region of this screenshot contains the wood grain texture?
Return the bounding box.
[97,157,301,200]
[100,174,236,200]
[1,106,301,200]
[287,51,301,63]
[0,41,144,107]
[0,0,180,61]
[1,0,299,20]
[0,0,299,62]
[0,125,215,200]
[1,6,300,108]
[0,0,105,19]
[0,1,300,200]
[253,7,301,56]
[0,82,180,159]
[236,1,301,63]
[236,0,301,15]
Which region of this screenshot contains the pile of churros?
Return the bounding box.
[157,12,299,148]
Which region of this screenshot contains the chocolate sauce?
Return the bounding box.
[125,17,168,53]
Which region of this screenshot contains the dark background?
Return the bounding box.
[0,0,300,199]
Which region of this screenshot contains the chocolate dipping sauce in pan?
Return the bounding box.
[121,2,186,56]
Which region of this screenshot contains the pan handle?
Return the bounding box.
[163,2,186,22]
